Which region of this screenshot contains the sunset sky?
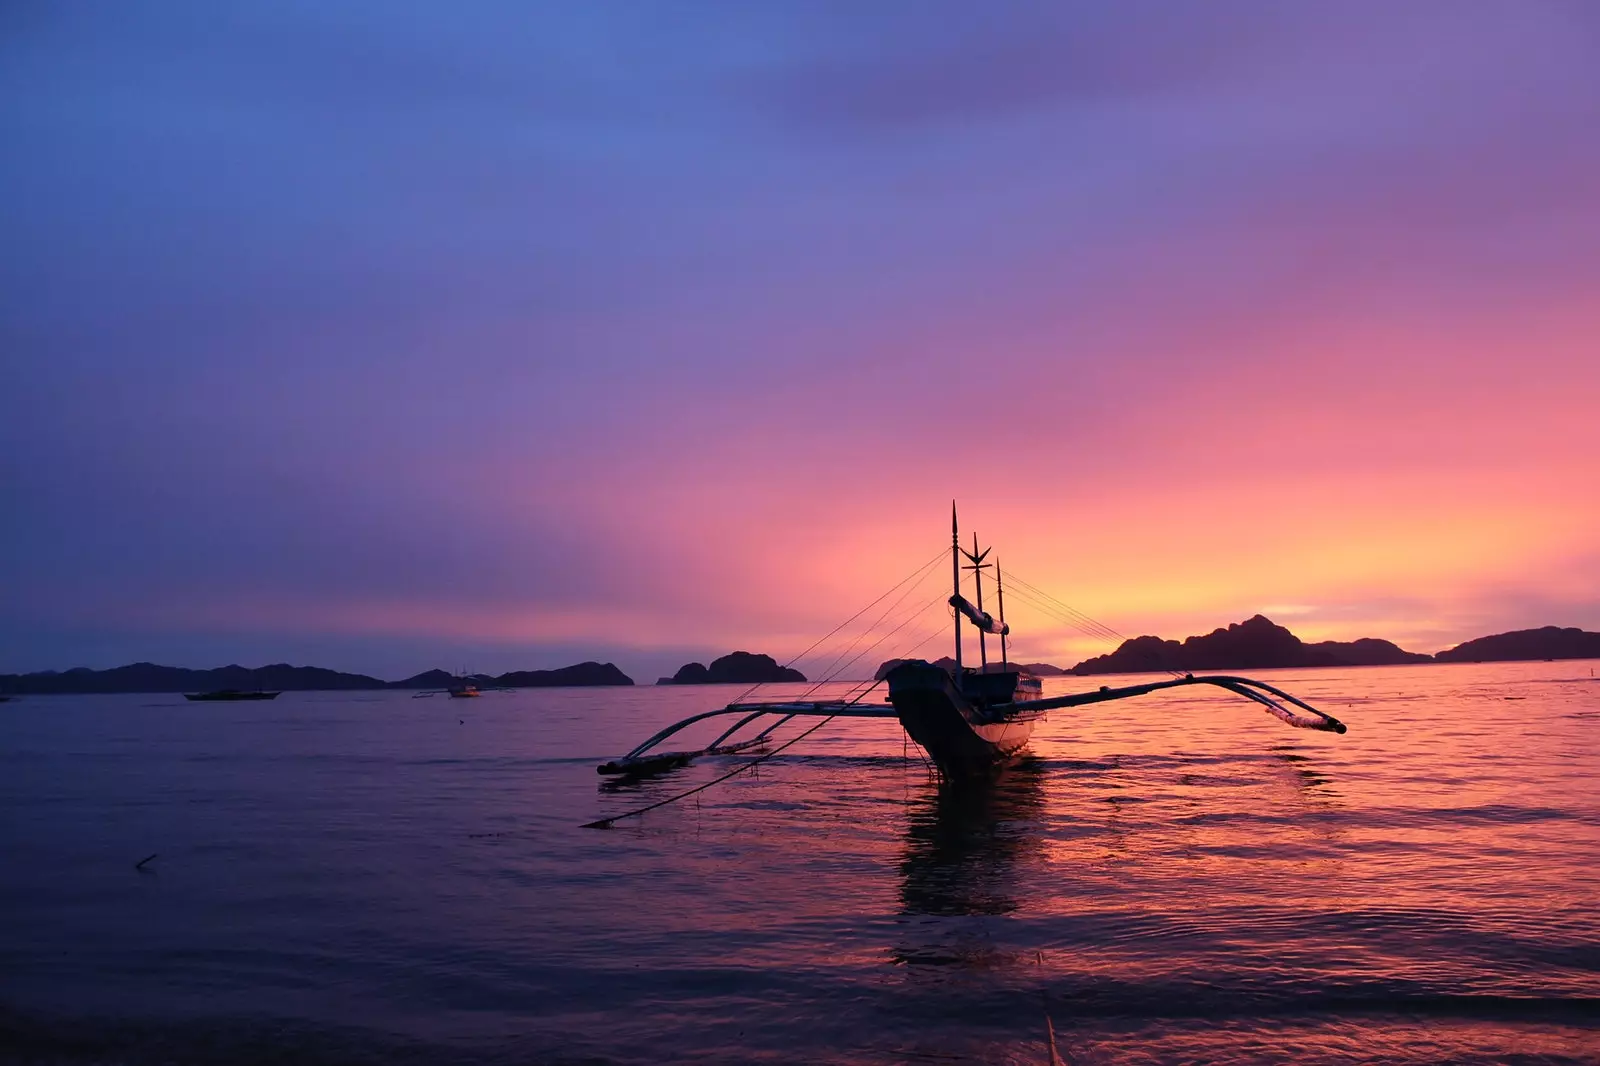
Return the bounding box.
[3,2,1597,681]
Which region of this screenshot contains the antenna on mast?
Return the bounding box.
[961,533,994,672]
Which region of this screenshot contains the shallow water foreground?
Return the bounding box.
[2,662,1597,1063]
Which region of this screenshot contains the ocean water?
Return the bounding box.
[1,662,1597,1064]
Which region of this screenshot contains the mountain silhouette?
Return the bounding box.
[1435,626,1600,663]
[656,651,805,685]
[1070,615,1431,674]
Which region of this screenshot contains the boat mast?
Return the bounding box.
[951,501,963,672]
[996,556,1009,670]
[971,532,989,671]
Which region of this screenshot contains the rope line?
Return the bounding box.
[722,547,946,707]
[582,553,959,829]
[580,682,886,830]
[807,585,948,693]
[796,552,945,697]
[1002,570,1188,680]
[836,616,950,702]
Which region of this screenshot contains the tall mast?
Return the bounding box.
[996,556,1009,670]
[951,501,963,672]
[972,532,988,671]
[959,532,995,672]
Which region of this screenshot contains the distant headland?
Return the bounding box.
[0,660,634,695]
[1433,626,1600,663]
[657,651,805,685]
[1068,617,1599,674]
[872,617,1599,679]
[1068,615,1432,674]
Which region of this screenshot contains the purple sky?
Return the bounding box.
[3,2,1598,682]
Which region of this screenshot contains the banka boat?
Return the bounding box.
[598,505,1345,780]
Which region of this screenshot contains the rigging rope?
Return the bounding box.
[1004,572,1131,646]
[1001,571,1188,680]
[836,615,951,702]
[823,588,950,687]
[796,552,945,696]
[721,547,947,707]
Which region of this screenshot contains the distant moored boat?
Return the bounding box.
[184,689,281,702]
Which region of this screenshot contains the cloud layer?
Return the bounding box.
[3,2,1597,677]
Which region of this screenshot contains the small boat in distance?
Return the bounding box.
[597,504,1346,780]
[184,689,281,702]
[409,672,491,699]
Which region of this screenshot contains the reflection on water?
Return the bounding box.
[893,761,1048,973]
[898,760,1045,919]
[1269,742,1336,791]
[1,663,1597,1064]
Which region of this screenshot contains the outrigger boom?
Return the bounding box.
[596,506,1346,780]
[598,700,897,777]
[597,675,1344,778]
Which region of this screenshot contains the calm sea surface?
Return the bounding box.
[2,662,1597,1064]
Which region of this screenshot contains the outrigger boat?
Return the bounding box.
[597,505,1345,780]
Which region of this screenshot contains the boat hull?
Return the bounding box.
[886,661,1044,777]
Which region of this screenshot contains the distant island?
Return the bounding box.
[1434,626,1600,663]
[657,651,805,685]
[0,660,634,695]
[870,617,1599,678]
[497,662,634,687]
[1070,615,1432,674]
[1072,617,1597,674]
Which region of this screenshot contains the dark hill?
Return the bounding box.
[657,651,805,685]
[1,660,635,694]
[1071,616,1432,674]
[0,662,388,695]
[1435,626,1600,663]
[875,656,959,681]
[1307,638,1432,666]
[497,662,633,687]
[873,657,1050,680]
[390,669,460,689]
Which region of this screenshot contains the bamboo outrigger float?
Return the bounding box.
[597,505,1345,780]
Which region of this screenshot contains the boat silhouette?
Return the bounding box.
[597,504,1346,782]
[184,689,280,702]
